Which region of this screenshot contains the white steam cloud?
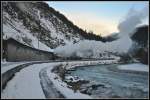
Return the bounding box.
[54,6,149,58]
[118,6,149,37]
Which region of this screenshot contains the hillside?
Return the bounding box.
[2,2,104,51]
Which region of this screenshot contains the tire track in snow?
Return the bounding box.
[1,63,56,99]
[2,61,50,90]
[39,67,65,98]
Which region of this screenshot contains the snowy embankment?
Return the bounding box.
[1,61,49,74]
[1,61,29,74]
[45,66,92,99]
[62,59,119,70]
[117,63,149,72]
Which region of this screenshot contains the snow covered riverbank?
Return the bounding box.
[45,66,92,99]
[61,59,120,70]
[117,63,149,72]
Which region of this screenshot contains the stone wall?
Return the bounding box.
[3,38,56,61]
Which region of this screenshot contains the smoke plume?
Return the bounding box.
[118,6,149,37]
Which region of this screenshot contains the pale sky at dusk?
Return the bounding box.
[46,1,149,36]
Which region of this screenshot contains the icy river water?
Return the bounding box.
[68,64,148,98]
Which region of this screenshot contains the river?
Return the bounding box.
[67,64,148,98]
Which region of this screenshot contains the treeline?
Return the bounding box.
[131,25,148,47]
[131,25,148,64]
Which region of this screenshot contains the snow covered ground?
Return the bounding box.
[61,60,119,70]
[1,61,29,74]
[1,63,53,99]
[117,63,149,72]
[1,61,46,74]
[45,65,92,99]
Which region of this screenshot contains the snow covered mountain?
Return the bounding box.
[2,2,101,51]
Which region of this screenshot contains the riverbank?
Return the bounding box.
[52,62,148,99]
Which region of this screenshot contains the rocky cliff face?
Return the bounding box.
[129,25,149,64]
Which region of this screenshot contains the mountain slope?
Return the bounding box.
[2,2,103,51]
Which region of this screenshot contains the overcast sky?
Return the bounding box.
[46,1,149,36]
